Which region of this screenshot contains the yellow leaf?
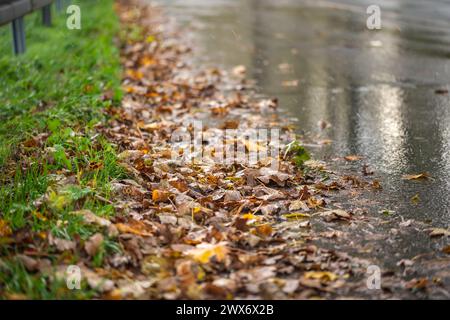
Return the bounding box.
[243,139,267,153]
[152,189,170,202]
[283,212,310,220]
[303,271,338,282]
[126,69,144,80]
[0,219,12,237]
[187,242,229,264]
[255,224,273,237]
[242,213,260,221]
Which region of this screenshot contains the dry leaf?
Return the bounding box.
[152,189,170,202]
[71,210,111,227]
[321,209,351,222]
[115,221,153,237]
[429,228,450,237]
[0,219,12,237]
[344,155,363,161]
[254,224,273,237]
[283,212,310,220]
[49,234,76,252]
[85,233,104,256]
[282,80,299,87]
[303,271,338,282]
[232,65,246,76]
[402,173,430,180]
[186,242,229,264]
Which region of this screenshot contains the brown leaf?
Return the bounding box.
[321,209,351,222]
[303,271,338,282]
[71,210,111,227]
[85,233,104,256]
[402,173,430,180]
[115,221,153,237]
[49,234,76,252]
[16,255,39,272]
[0,219,12,237]
[344,155,363,161]
[224,190,242,202]
[254,224,273,237]
[152,189,170,203]
[288,200,309,212]
[429,228,450,237]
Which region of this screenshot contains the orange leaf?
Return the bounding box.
[115,221,153,237]
[152,189,170,202]
[0,219,12,237]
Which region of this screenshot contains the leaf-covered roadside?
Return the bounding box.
[2,0,450,300]
[0,0,125,299]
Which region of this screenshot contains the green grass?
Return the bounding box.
[0,0,126,299]
[0,0,122,166]
[0,259,96,299]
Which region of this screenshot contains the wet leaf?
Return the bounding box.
[0,220,12,237]
[321,209,351,222]
[429,228,450,237]
[344,155,363,161]
[402,173,430,180]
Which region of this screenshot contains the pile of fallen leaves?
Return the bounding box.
[84,0,379,299]
[4,0,448,300]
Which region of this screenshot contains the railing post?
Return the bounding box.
[56,0,62,12]
[11,17,26,55]
[42,4,52,26]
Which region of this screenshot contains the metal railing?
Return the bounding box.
[0,0,71,55]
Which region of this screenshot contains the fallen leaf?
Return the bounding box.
[0,219,12,237]
[224,190,242,202]
[16,255,39,272]
[282,80,299,87]
[405,278,428,290]
[85,233,104,256]
[115,221,153,237]
[49,234,76,252]
[159,214,178,225]
[232,65,246,76]
[254,224,273,237]
[429,228,450,237]
[321,209,351,222]
[344,155,363,161]
[283,212,310,220]
[186,242,229,264]
[402,173,430,180]
[289,200,310,212]
[303,271,338,282]
[435,89,449,95]
[71,210,111,227]
[411,194,420,205]
[152,189,170,202]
